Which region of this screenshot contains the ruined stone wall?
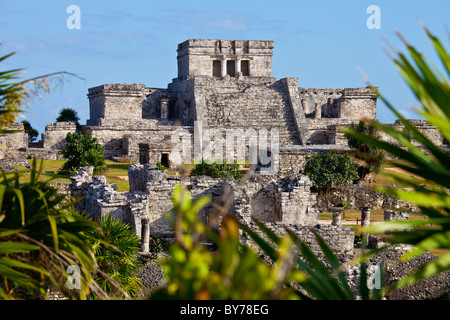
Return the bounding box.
[69,166,148,236]
[315,184,416,212]
[379,119,443,148]
[42,122,76,150]
[142,88,170,119]
[127,164,320,237]
[339,87,378,120]
[176,39,274,79]
[87,84,147,125]
[0,122,27,151]
[244,222,354,256]
[306,118,354,144]
[298,88,342,118]
[83,117,194,163]
[384,210,410,221]
[26,147,64,160]
[277,145,352,176]
[70,165,354,256]
[278,175,318,225]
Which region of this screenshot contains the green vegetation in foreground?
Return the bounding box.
[11,159,131,192]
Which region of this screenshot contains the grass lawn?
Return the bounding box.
[11,159,132,192]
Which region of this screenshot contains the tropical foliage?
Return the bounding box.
[21,120,39,143]
[190,159,244,179]
[0,48,77,132]
[59,132,107,175]
[0,159,111,299]
[345,120,386,182]
[302,150,359,191]
[0,47,130,300]
[89,215,143,299]
[343,25,450,290]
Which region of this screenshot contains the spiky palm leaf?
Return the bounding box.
[343,25,450,290]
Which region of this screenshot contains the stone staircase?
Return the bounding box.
[203,79,301,146]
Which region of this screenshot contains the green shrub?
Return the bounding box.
[190,159,244,179]
[341,201,350,210]
[58,132,106,175]
[346,120,386,182]
[302,150,359,191]
[140,237,165,263]
[156,162,165,171]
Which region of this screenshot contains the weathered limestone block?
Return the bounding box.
[176,39,274,79]
[384,210,410,221]
[244,222,354,256]
[330,206,343,226]
[42,122,76,150]
[87,84,147,125]
[340,87,378,120]
[0,122,27,151]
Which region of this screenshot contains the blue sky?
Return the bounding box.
[1,0,449,135]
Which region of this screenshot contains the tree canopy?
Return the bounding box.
[56,107,80,126]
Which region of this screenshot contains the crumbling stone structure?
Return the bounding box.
[384,210,410,221]
[0,121,77,161]
[69,164,354,255]
[0,122,28,151]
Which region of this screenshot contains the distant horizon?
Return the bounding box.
[1,0,449,136]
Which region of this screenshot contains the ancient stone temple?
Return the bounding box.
[81,39,379,173]
[2,39,444,174]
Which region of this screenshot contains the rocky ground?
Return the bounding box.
[137,244,450,300]
[136,254,167,298]
[371,245,450,300]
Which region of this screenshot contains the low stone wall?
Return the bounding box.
[384,210,410,221]
[315,184,414,212]
[278,145,351,176]
[379,119,443,148]
[27,147,65,160]
[42,122,76,150]
[244,222,355,256]
[0,122,27,151]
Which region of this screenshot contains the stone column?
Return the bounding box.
[361,207,371,227]
[301,99,308,113]
[327,98,333,118]
[160,98,169,119]
[330,207,342,226]
[220,57,227,77]
[235,57,241,76]
[141,218,150,254]
[332,211,342,226]
[314,103,321,119]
